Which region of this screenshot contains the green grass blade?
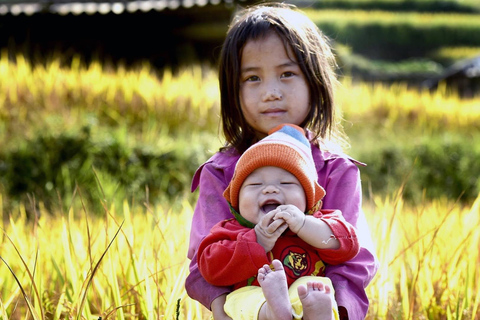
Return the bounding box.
[0,256,41,320]
[0,231,45,320]
[75,220,124,320]
[0,296,9,319]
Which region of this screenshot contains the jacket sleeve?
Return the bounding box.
[197,220,269,286]
[318,156,379,320]
[184,155,236,309]
[313,209,360,265]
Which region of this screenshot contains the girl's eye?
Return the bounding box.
[281,72,295,78]
[245,75,260,82]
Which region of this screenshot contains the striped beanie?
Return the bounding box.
[224,123,325,214]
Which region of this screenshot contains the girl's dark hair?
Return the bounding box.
[219,3,346,153]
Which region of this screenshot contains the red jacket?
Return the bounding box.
[197,209,359,290]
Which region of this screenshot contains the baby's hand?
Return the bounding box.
[255,210,288,252]
[273,205,305,234]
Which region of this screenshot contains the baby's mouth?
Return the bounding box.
[261,202,280,213]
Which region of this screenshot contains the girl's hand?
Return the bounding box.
[273,205,305,234]
[255,210,288,252]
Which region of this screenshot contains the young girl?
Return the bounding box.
[198,123,360,320]
[185,3,378,320]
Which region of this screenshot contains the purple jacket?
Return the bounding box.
[185,143,378,320]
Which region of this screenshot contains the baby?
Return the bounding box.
[198,124,360,320]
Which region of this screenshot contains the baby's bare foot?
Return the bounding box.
[298,281,334,320]
[257,259,292,320]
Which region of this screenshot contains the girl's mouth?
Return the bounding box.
[262,108,286,117]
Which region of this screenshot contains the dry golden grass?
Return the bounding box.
[1,191,479,319]
[0,195,209,320]
[0,51,220,141]
[305,8,480,27]
[337,79,480,133]
[1,55,479,319]
[1,53,480,141]
[365,192,480,319]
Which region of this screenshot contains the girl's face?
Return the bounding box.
[238,166,306,224]
[239,31,311,139]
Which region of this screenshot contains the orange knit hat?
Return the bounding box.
[224,123,325,214]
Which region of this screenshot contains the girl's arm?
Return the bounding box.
[185,156,236,310]
[319,156,379,320]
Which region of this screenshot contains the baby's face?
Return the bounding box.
[238,166,306,224]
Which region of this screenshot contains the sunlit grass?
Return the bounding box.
[0,51,220,142]
[365,191,480,319]
[0,194,209,320]
[1,54,479,319]
[3,52,479,144]
[1,54,480,142]
[1,191,479,319]
[305,8,480,27]
[430,46,480,64]
[337,79,480,134]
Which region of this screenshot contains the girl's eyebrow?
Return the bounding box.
[241,61,298,73]
[240,66,260,74]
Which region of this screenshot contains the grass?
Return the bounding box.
[305,9,480,28]
[365,191,480,319]
[0,51,220,146]
[1,52,479,145]
[0,55,479,318]
[0,192,208,320]
[304,8,480,61]
[337,79,480,134]
[428,46,480,66]
[1,190,479,319]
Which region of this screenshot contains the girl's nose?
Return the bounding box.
[263,86,283,101]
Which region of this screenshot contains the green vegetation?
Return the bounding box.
[295,2,480,82]
[336,44,443,81]
[1,2,479,318]
[309,0,480,13]
[0,56,479,214]
[337,79,480,203]
[0,54,222,215]
[306,9,480,60]
[429,46,480,66]
[1,192,479,319]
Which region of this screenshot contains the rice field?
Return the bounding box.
[1,192,479,319]
[304,8,480,28]
[0,55,479,319]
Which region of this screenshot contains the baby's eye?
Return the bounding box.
[246,182,262,186]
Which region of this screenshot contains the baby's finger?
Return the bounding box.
[274,222,289,235]
[260,210,278,226]
[267,218,287,234]
[274,210,294,223]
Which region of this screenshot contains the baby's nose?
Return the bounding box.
[262,184,279,194]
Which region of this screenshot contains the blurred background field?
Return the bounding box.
[1,55,478,213]
[0,0,479,319]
